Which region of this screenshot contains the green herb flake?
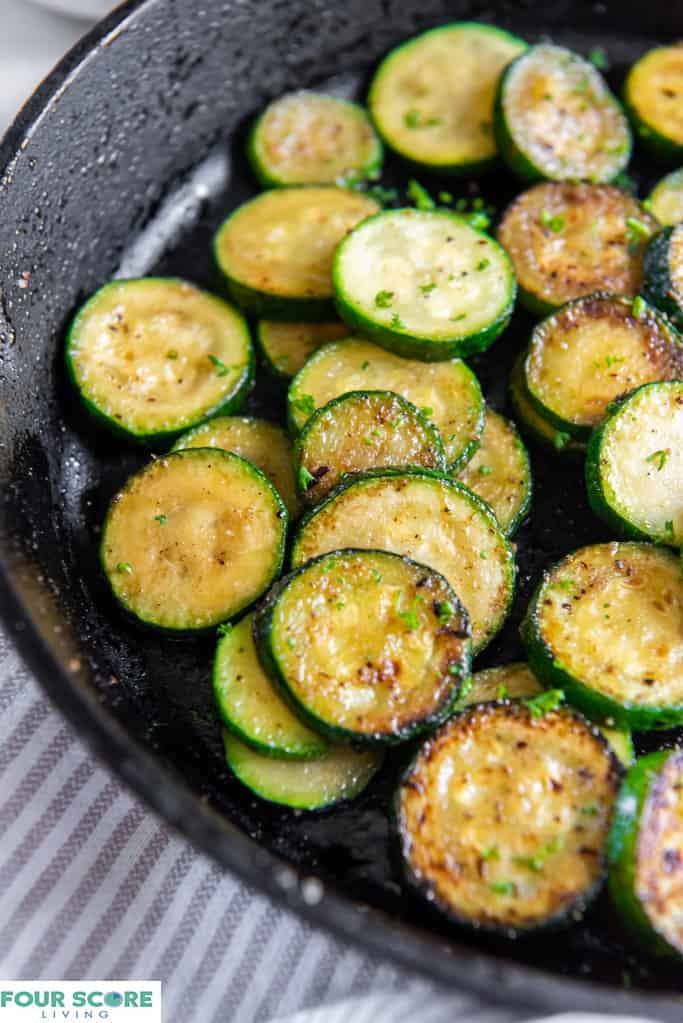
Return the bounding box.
[437,600,455,624]
[375,289,394,308]
[477,464,494,476]
[286,636,297,650]
[465,210,491,231]
[513,837,562,873]
[396,592,420,631]
[407,178,436,211]
[116,562,133,575]
[371,569,383,583]
[438,191,453,204]
[553,431,571,452]
[479,550,488,560]
[665,519,675,538]
[476,258,490,271]
[154,514,168,525]
[217,622,233,636]
[524,689,564,718]
[451,312,468,322]
[448,663,462,676]
[208,354,230,377]
[166,349,178,360]
[420,281,437,295]
[390,313,405,330]
[646,448,670,471]
[626,218,652,246]
[490,881,515,895]
[631,295,647,320]
[540,209,565,233]
[293,393,316,417]
[361,360,370,370]
[587,46,609,70]
[581,805,600,816]
[421,406,433,418]
[404,110,441,129]
[497,684,509,700]
[481,845,500,862]
[604,354,625,368]
[299,465,316,490]
[367,184,399,204]
[573,74,590,95]
[335,601,346,610]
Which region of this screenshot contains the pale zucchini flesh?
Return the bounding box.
[368,23,526,172]
[213,614,327,759]
[224,730,382,810]
[497,44,631,184]
[624,45,683,158]
[288,337,484,470]
[296,390,446,504]
[65,278,253,443]
[249,91,382,187]
[648,168,683,226]
[457,408,531,535]
[524,543,683,729]
[259,549,471,743]
[333,208,516,360]
[173,415,299,519]
[525,295,683,438]
[497,183,657,315]
[398,703,621,933]
[292,472,514,653]
[256,320,350,380]
[586,381,683,546]
[101,450,286,631]
[213,188,379,317]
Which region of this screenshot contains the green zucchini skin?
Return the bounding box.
[623,45,683,163]
[495,45,631,185]
[643,226,683,331]
[521,543,683,731]
[254,548,471,746]
[456,408,531,536]
[585,381,683,546]
[607,750,681,958]
[508,354,586,458]
[295,389,446,504]
[64,278,254,447]
[333,209,516,362]
[396,702,622,936]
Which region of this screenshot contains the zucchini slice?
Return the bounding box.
[291,471,515,654]
[367,22,526,175]
[495,44,631,184]
[295,390,446,505]
[524,294,683,440]
[248,91,382,187]
[65,278,253,445]
[287,337,484,470]
[100,450,286,631]
[457,408,531,536]
[213,188,379,320]
[522,542,683,730]
[509,354,586,457]
[213,614,327,759]
[643,225,683,331]
[608,749,683,959]
[397,703,621,934]
[586,381,683,546]
[460,662,634,767]
[223,730,382,810]
[624,44,683,161]
[333,208,516,361]
[256,320,350,381]
[497,183,657,316]
[172,415,299,519]
[255,549,471,745]
[648,167,683,226]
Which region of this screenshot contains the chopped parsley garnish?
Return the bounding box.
[581,805,600,816]
[513,837,562,873]
[420,281,437,295]
[154,513,168,525]
[407,178,436,211]
[438,191,453,204]
[437,600,455,624]
[396,593,419,631]
[479,551,488,560]
[286,636,297,650]
[208,354,230,377]
[587,46,609,71]
[477,464,494,476]
[665,519,675,538]
[116,562,133,575]
[481,845,500,862]
[626,217,652,247]
[553,431,571,452]
[371,569,383,583]
[298,466,316,490]
[292,393,316,417]
[404,110,442,129]
[166,349,178,360]
[497,684,509,700]
[390,313,405,330]
[451,312,468,322]
[476,258,490,271]
[540,209,565,232]
[646,449,669,471]
[361,360,370,370]
[217,622,233,636]
[464,210,491,231]
[375,289,394,308]
[631,295,647,319]
[335,601,346,610]
[490,881,515,895]
[448,663,462,676]
[421,406,433,418]
[525,689,564,718]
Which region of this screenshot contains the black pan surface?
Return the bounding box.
[1,0,683,1015]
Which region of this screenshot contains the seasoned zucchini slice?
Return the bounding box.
[255,550,471,745]
[100,450,286,631]
[624,44,683,161]
[522,542,683,730]
[608,749,683,959]
[288,337,484,470]
[643,225,683,331]
[295,391,445,504]
[398,703,621,934]
[586,381,683,546]
[65,278,253,445]
[172,415,299,519]
[248,91,382,187]
[648,167,683,226]
[367,22,526,175]
[256,320,350,381]
[291,471,515,653]
[524,294,683,440]
[224,731,382,810]
[213,188,379,320]
[509,354,586,457]
[213,614,326,759]
[333,208,516,361]
[497,183,657,316]
[495,44,631,184]
[457,408,531,535]
[461,662,634,767]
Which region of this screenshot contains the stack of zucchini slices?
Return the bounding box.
[68,21,683,955]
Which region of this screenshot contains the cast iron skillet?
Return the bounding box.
[1,0,683,1014]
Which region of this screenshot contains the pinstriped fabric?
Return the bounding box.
[0,631,524,1022]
